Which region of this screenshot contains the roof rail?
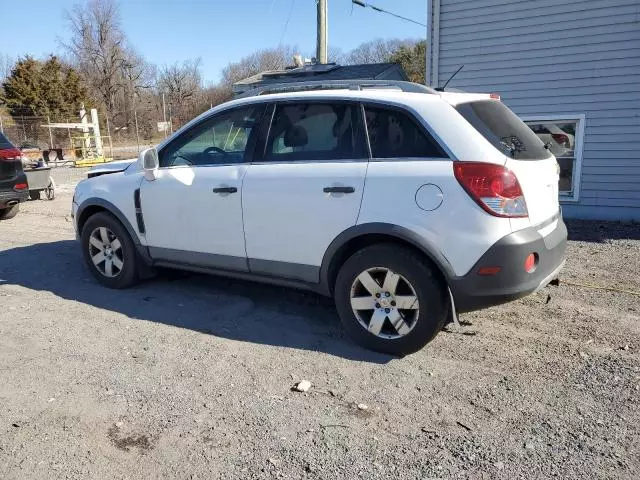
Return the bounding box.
[236,79,437,99]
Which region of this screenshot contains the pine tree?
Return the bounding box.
[389,41,427,85]
[1,56,43,116]
[0,55,89,119]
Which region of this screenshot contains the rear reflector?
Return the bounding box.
[14,183,28,191]
[0,148,21,161]
[477,266,501,276]
[453,162,528,218]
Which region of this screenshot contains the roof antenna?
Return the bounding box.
[435,65,464,92]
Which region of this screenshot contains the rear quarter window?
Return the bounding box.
[364,105,447,159]
[455,100,552,160]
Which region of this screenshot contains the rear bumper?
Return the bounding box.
[449,216,567,313]
[0,187,29,208]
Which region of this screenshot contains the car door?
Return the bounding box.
[242,100,368,283]
[141,104,265,271]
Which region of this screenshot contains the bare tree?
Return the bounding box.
[0,54,15,83]
[158,59,202,105]
[63,0,125,112]
[220,45,298,87]
[157,58,203,124]
[63,0,152,120]
[344,38,417,65]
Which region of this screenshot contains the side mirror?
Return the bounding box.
[140,147,159,181]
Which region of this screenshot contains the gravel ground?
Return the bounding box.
[0,169,638,479]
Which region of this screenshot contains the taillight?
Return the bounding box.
[551,133,569,147]
[0,148,22,161]
[453,162,528,218]
[14,183,28,191]
[524,253,538,273]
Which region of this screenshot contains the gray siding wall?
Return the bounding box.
[431,0,640,220]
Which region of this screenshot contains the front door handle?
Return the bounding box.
[213,186,238,194]
[323,186,355,194]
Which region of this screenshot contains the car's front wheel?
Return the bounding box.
[81,212,139,289]
[334,244,448,355]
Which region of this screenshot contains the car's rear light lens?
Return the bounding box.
[524,253,538,273]
[0,148,22,161]
[551,133,569,147]
[453,161,528,218]
[489,93,501,100]
[14,183,28,191]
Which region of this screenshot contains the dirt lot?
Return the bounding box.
[1,169,638,479]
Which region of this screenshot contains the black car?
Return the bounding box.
[0,131,29,220]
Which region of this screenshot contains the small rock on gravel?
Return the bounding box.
[357,403,369,410]
[293,380,311,392]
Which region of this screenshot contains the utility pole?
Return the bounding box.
[316,0,328,63]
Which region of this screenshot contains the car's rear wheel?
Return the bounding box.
[81,212,139,289]
[334,244,448,355]
[0,204,20,220]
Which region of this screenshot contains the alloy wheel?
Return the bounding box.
[350,267,420,339]
[88,227,124,278]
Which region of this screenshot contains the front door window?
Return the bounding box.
[159,105,265,167]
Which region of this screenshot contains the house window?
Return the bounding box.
[523,115,585,202]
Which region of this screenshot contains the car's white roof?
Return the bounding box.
[221,87,493,112]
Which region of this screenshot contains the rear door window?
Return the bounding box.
[264,102,367,162]
[455,100,552,160]
[364,105,447,159]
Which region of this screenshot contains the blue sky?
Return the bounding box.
[0,0,427,83]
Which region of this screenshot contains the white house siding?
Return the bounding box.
[429,0,640,220]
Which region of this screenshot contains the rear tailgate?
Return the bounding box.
[505,156,560,226]
[454,99,560,227]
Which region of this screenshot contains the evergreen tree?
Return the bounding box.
[389,41,427,85]
[1,55,89,118]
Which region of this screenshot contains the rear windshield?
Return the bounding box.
[456,100,552,160]
[0,131,13,149]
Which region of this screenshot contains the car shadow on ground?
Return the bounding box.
[0,240,393,364]
[566,220,640,243]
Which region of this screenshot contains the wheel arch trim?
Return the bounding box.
[76,198,153,266]
[77,198,141,244]
[320,222,455,295]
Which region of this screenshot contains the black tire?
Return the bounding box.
[334,244,448,355]
[81,212,139,289]
[0,204,20,220]
[29,190,41,200]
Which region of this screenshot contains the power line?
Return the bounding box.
[279,0,297,45]
[351,0,426,27]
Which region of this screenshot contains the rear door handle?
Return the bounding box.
[213,186,238,194]
[323,186,355,194]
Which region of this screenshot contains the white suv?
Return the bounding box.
[72,81,566,355]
